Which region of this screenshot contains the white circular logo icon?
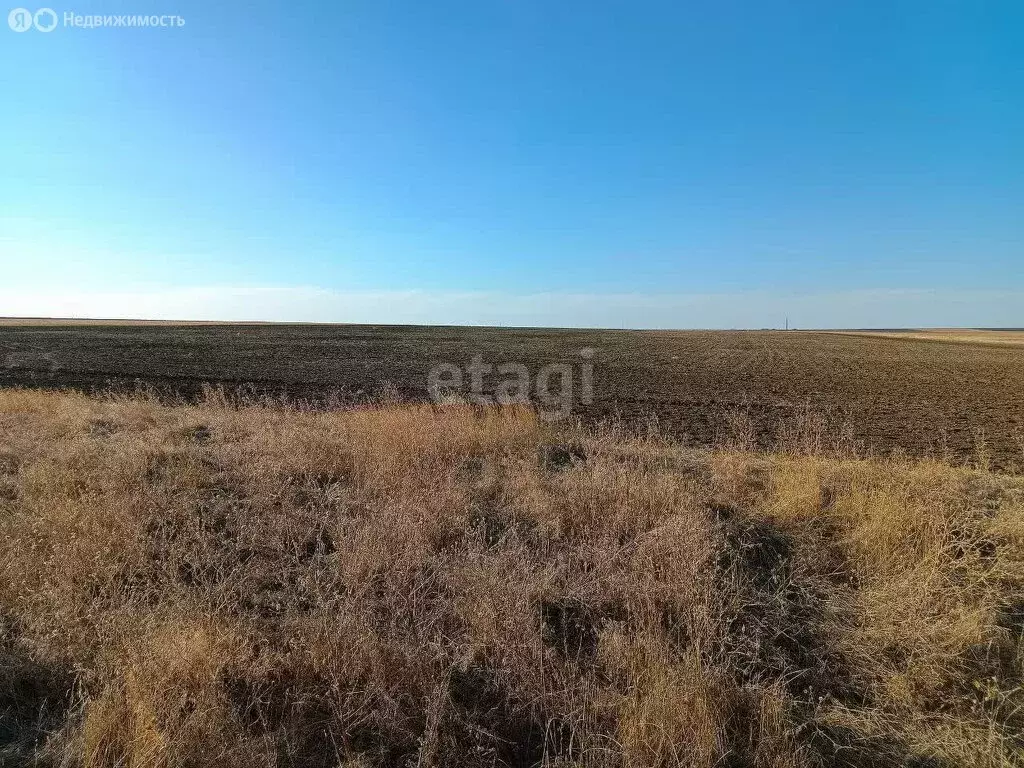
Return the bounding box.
[33,7,56,31]
[8,7,33,31]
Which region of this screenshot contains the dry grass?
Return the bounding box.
[829,329,1024,347]
[0,389,1022,767]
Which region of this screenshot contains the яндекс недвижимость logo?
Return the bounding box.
[8,8,184,30]
[8,7,57,31]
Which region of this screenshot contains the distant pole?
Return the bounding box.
[785,316,789,331]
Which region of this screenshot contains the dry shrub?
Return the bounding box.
[0,389,1021,767]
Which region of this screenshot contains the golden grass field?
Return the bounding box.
[1,388,1023,766]
[830,329,1024,347]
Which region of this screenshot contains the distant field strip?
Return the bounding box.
[828,328,1024,346]
[1,324,1022,469]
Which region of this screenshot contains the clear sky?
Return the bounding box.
[2,0,1022,327]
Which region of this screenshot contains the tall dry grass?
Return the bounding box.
[0,388,1022,767]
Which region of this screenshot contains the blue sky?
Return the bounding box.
[2,0,1022,327]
